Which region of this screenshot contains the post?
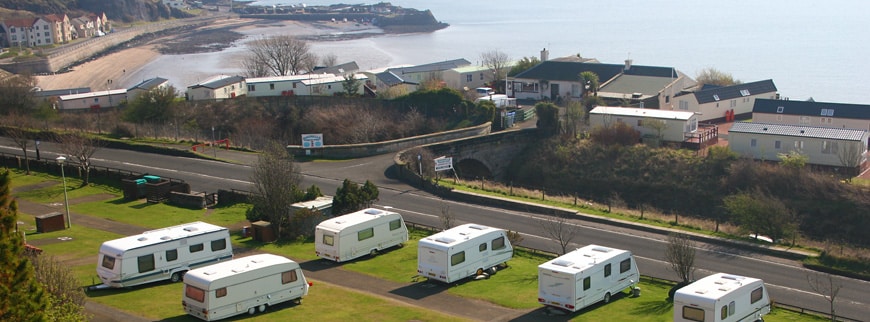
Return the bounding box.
[56,156,71,228]
[35,139,41,160]
[417,154,422,176]
[211,126,217,158]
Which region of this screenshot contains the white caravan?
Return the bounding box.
[182,254,310,321]
[315,208,409,262]
[674,273,771,322]
[96,221,233,288]
[537,244,640,312]
[417,223,514,283]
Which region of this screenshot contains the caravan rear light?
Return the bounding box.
[566,304,575,309]
[308,282,313,287]
[537,298,545,303]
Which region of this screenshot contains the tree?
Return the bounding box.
[723,189,797,243]
[836,142,863,181]
[28,255,89,321]
[695,67,740,86]
[4,113,33,175]
[539,212,580,255]
[123,86,179,139]
[665,232,696,284]
[642,118,668,147]
[563,100,585,137]
[57,130,105,186]
[806,272,843,322]
[321,53,338,67]
[507,56,540,77]
[342,73,361,96]
[0,170,48,320]
[439,202,455,230]
[579,71,599,98]
[248,141,302,240]
[480,50,511,92]
[360,180,379,208]
[534,102,559,137]
[777,150,808,170]
[333,179,379,214]
[245,35,317,77]
[0,73,37,116]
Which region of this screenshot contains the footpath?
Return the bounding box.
[14,173,539,321]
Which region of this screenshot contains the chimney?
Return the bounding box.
[540,48,549,61]
[624,59,632,72]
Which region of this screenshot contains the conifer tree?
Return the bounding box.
[0,170,48,321]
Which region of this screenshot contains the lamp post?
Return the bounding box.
[211,126,217,158]
[35,139,41,160]
[56,156,71,228]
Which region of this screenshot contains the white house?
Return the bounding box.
[59,89,127,110]
[126,77,170,102]
[443,65,498,93]
[728,122,870,172]
[752,98,870,131]
[387,58,471,84]
[673,79,778,123]
[162,0,187,9]
[186,75,246,101]
[589,106,698,143]
[300,73,368,96]
[245,74,331,97]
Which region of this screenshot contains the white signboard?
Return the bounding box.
[301,133,323,148]
[434,156,453,172]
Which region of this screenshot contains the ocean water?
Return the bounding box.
[134,0,870,104]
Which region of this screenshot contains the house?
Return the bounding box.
[58,89,127,110]
[126,77,170,102]
[42,14,71,44]
[246,73,334,97]
[362,67,418,97]
[673,79,778,123]
[442,64,511,93]
[508,59,693,109]
[162,0,188,9]
[300,73,368,96]
[0,18,36,47]
[311,61,360,75]
[70,16,97,39]
[728,122,870,174]
[387,58,471,85]
[185,75,246,101]
[33,87,91,106]
[752,98,870,131]
[589,106,699,143]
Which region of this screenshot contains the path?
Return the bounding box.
[13,186,537,321]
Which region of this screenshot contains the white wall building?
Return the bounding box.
[589,106,698,143]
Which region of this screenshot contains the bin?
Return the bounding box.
[35,212,66,233]
[143,175,161,183]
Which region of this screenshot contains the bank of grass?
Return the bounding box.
[71,197,249,229]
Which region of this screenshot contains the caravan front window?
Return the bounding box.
[137,254,155,273]
[101,255,115,269]
[619,258,632,273]
[682,306,705,322]
[751,287,764,303]
[323,234,334,246]
[282,270,298,284]
[185,285,205,302]
[389,219,401,231]
[216,288,227,298]
[492,236,506,250]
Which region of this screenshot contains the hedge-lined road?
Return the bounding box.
[1,138,867,321]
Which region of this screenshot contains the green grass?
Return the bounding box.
[70,197,249,229]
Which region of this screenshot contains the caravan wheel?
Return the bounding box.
[370,249,378,257]
[170,271,184,283]
[476,268,484,276]
[603,292,611,304]
[258,304,266,312]
[247,307,256,315]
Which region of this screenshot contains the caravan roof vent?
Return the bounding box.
[160,236,171,240]
[203,270,218,275]
[552,259,574,267]
[720,274,743,280]
[364,209,383,215]
[591,246,612,253]
[694,289,708,294]
[183,226,199,232]
[468,224,488,230]
[137,237,148,242]
[435,237,456,244]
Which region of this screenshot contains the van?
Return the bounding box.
[315,208,409,262]
[96,221,233,288]
[673,273,771,322]
[475,87,495,96]
[182,254,310,321]
[538,244,639,312]
[417,223,513,283]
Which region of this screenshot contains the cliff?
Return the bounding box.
[0,0,192,22]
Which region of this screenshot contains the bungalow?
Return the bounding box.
[185,75,246,101]
[442,64,514,93]
[368,69,418,97]
[387,58,471,85]
[752,98,870,131]
[245,74,334,97]
[126,77,170,102]
[33,87,91,105]
[310,61,360,75]
[589,106,699,143]
[58,89,127,110]
[672,79,778,123]
[300,73,368,96]
[728,122,870,173]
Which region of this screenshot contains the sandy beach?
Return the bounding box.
[33,18,384,91]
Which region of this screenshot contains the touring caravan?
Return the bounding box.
[537,244,640,312]
[673,273,771,322]
[96,221,233,288]
[417,223,514,283]
[315,208,409,262]
[182,254,310,321]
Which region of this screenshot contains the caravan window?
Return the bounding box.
[479,243,487,252]
[751,287,764,303]
[282,270,298,284]
[358,228,374,241]
[389,219,402,231]
[604,264,612,277]
[216,287,227,298]
[619,258,632,273]
[451,251,466,266]
[101,255,115,269]
[210,239,227,251]
[682,306,705,322]
[583,277,591,291]
[137,254,155,273]
[166,249,178,262]
[492,236,506,250]
[190,243,204,253]
[323,234,334,246]
[185,285,205,303]
[720,305,728,319]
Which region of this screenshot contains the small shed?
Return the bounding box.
[291,196,334,218]
[35,212,66,233]
[251,220,276,243]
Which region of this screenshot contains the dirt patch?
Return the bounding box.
[155,26,247,55]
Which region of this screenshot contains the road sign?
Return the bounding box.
[302,133,323,148]
[434,156,453,172]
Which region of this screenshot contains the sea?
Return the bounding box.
[130,0,870,104]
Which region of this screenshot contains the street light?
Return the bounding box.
[56,156,71,229]
[35,139,41,160]
[211,126,217,158]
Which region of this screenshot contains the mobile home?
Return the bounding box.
[96,222,233,288]
[417,223,514,283]
[674,273,771,322]
[537,244,640,312]
[182,254,310,321]
[314,208,409,262]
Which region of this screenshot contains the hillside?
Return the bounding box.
[0,0,183,22]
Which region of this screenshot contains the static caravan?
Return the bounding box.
[417,223,514,283]
[96,221,233,288]
[537,244,640,312]
[674,273,771,322]
[315,208,409,262]
[182,254,310,321]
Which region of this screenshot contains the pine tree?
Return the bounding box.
[0,170,48,321]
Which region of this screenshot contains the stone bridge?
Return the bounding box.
[418,128,539,181]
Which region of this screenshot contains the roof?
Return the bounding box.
[389,58,471,75]
[59,89,127,100]
[128,77,168,91]
[599,74,676,97]
[315,208,399,231]
[376,70,417,87]
[538,244,630,274]
[300,73,367,85]
[419,223,501,249]
[451,65,491,73]
[312,61,360,75]
[291,196,333,210]
[4,18,37,28]
[184,254,296,285]
[753,98,870,120]
[513,61,677,83]
[681,79,777,104]
[590,106,696,121]
[246,74,331,84]
[100,222,226,255]
[34,87,91,98]
[729,122,869,141]
[675,273,763,303]
[189,75,245,89]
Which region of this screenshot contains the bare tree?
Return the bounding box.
[479,50,510,92]
[249,141,302,240]
[539,212,580,255]
[642,118,668,147]
[665,232,696,284]
[321,53,338,67]
[836,142,863,182]
[807,272,843,322]
[563,100,586,137]
[57,131,105,186]
[245,35,317,76]
[439,202,455,230]
[4,113,33,175]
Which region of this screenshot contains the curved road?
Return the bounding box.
[1,139,867,321]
